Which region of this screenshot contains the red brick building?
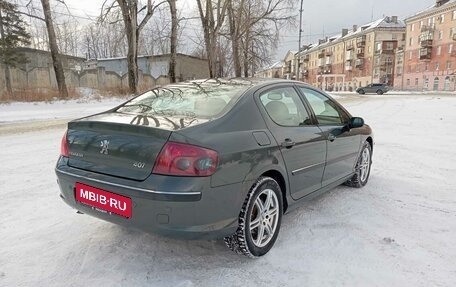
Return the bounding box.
[398,0,456,91]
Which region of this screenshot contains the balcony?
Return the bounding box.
[419,47,432,60]
[420,24,435,33]
[346,52,354,61]
[356,48,365,58]
[376,48,394,55]
[346,43,355,51]
[345,65,353,71]
[355,59,364,68]
[302,55,310,62]
[356,36,366,48]
[325,50,333,57]
[421,39,433,48]
[324,64,332,74]
[318,51,325,58]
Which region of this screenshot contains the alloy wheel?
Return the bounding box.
[249,189,279,248]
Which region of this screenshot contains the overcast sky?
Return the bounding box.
[64,0,435,63]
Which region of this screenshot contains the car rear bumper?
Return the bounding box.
[55,157,245,239]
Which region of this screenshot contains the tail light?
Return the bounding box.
[60,130,69,157]
[153,142,218,177]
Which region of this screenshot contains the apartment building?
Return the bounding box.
[255,61,284,78]
[399,0,456,91]
[296,16,406,91]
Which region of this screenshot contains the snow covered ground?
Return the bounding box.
[1,93,456,286]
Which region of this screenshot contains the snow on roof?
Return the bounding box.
[341,16,405,39]
[299,16,405,54]
[408,0,456,20]
[258,61,284,72]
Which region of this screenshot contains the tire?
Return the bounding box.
[224,177,283,258]
[376,89,383,95]
[358,89,365,95]
[345,141,372,188]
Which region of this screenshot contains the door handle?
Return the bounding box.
[328,134,336,142]
[281,139,296,149]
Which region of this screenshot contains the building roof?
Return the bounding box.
[407,0,456,21]
[257,61,284,72]
[298,16,405,54]
[97,53,206,62]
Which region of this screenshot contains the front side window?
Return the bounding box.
[299,88,349,125]
[260,87,311,127]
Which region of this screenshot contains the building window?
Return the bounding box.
[425,63,429,71]
[453,10,456,20]
[440,14,445,23]
[433,77,439,91]
[437,46,442,55]
[420,20,424,28]
[411,24,415,31]
[409,37,413,46]
[416,64,420,72]
[444,76,451,91]
[415,78,419,86]
[409,51,413,60]
[449,44,454,53]
[446,61,452,70]
[406,79,410,86]
[435,62,440,70]
[439,31,443,40]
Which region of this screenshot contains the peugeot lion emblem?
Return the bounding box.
[100,140,110,155]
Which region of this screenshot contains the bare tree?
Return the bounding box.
[102,0,165,94]
[196,0,230,78]
[40,0,68,98]
[168,0,177,82]
[227,0,295,77]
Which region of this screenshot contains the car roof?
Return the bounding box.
[162,78,313,91]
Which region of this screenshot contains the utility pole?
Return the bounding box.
[295,0,304,81]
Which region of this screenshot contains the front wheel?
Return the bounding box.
[224,177,283,258]
[376,89,384,95]
[345,141,372,188]
[358,89,365,95]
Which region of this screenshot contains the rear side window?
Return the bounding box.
[259,87,311,127]
[116,83,249,119]
[299,88,349,125]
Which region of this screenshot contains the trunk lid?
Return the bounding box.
[67,113,175,181]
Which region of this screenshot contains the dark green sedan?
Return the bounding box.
[56,79,373,258]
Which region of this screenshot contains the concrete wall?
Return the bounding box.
[1,48,209,95]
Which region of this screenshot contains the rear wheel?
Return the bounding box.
[224,177,283,258]
[376,89,383,95]
[358,89,365,95]
[345,141,372,188]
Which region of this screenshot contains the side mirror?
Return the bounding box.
[350,117,364,129]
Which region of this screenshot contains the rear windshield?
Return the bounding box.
[116,82,249,119]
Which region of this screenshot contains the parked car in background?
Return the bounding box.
[55,79,374,258]
[356,83,389,95]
